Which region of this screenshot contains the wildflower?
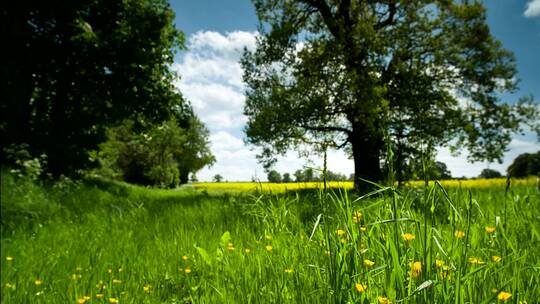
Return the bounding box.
[112,279,122,284]
[402,233,415,241]
[491,255,502,263]
[336,229,346,236]
[109,298,119,304]
[324,250,330,256]
[71,274,82,280]
[378,296,391,304]
[107,268,113,274]
[96,280,105,289]
[77,298,87,304]
[360,226,367,232]
[468,257,485,265]
[435,259,445,268]
[182,255,188,261]
[352,211,363,223]
[34,279,43,286]
[409,261,422,278]
[485,226,496,234]
[84,296,90,301]
[143,284,151,293]
[363,259,375,267]
[5,283,14,289]
[265,235,272,240]
[497,291,512,302]
[96,294,104,299]
[227,244,235,251]
[6,256,13,261]
[118,267,123,272]
[454,230,465,239]
[244,248,251,254]
[340,238,347,244]
[184,267,191,274]
[265,245,273,252]
[355,283,367,293]
[284,268,293,274]
[76,267,83,272]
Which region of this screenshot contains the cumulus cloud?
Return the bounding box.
[524,0,540,17]
[173,31,257,130]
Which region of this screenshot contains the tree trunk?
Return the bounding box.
[350,122,383,192]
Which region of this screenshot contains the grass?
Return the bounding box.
[1,171,539,303]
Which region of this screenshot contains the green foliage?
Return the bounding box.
[282,172,292,182]
[1,0,186,177]
[267,170,282,183]
[93,115,214,187]
[213,174,223,182]
[242,0,539,190]
[507,151,540,177]
[479,168,503,179]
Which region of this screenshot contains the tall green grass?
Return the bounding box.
[1,171,538,303]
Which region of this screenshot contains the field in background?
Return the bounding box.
[193,177,538,193]
[1,173,539,303]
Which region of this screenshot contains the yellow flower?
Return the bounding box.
[468,257,485,265]
[485,226,496,234]
[112,279,122,284]
[335,229,346,236]
[265,245,273,252]
[265,235,272,240]
[182,255,188,261]
[454,230,465,239]
[109,298,119,304]
[435,259,445,268]
[497,291,512,302]
[491,255,502,263]
[378,296,392,304]
[360,226,367,232]
[143,284,151,293]
[244,248,251,254]
[284,268,293,274]
[107,268,113,274]
[77,298,87,304]
[402,233,415,241]
[34,279,43,286]
[184,267,192,274]
[6,256,13,261]
[5,283,14,289]
[117,267,123,272]
[352,211,363,223]
[84,296,90,301]
[324,250,331,256]
[363,259,375,267]
[227,245,235,251]
[355,283,367,293]
[96,294,104,299]
[409,261,422,278]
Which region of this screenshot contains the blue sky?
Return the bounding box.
[170,0,540,181]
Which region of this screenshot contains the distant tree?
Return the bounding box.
[326,171,347,181]
[282,173,292,183]
[507,151,540,178]
[431,162,452,180]
[190,173,198,183]
[1,0,187,177]
[294,170,305,182]
[304,168,315,182]
[213,174,223,183]
[479,169,502,179]
[267,170,282,183]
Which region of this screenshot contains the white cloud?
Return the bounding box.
[524,0,540,17]
[173,31,257,130]
[437,138,540,178]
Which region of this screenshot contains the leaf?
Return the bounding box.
[195,246,211,266]
[219,231,231,249]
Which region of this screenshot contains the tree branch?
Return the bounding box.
[375,1,397,30]
[304,124,352,136]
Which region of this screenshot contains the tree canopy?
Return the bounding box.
[1,0,189,177]
[242,0,539,190]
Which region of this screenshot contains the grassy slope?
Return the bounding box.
[1,172,539,303]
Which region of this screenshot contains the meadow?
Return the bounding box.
[1,172,539,303]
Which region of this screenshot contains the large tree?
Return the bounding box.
[1,0,186,176]
[242,0,539,190]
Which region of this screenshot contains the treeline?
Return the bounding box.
[1,0,215,187]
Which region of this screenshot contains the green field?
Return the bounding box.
[1,173,539,303]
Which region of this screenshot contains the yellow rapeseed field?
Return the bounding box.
[193,177,537,193]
